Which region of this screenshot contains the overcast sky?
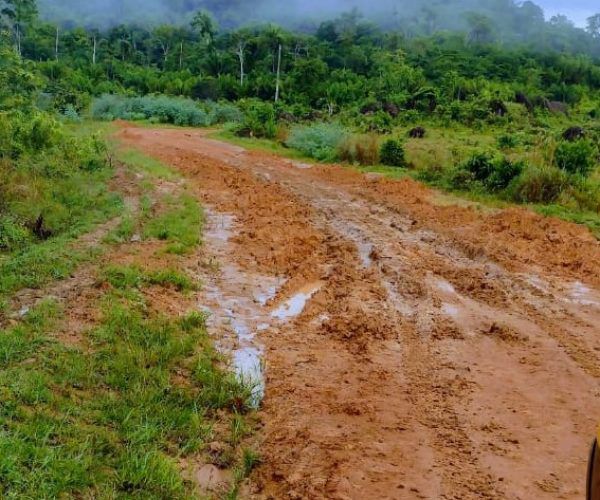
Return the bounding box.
[536,0,597,26]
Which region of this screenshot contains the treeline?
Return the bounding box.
[2,2,599,126]
[35,0,600,58]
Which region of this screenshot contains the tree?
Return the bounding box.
[1,0,37,56]
[587,14,600,39]
[191,10,217,46]
[466,13,495,45]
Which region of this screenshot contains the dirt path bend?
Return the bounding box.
[118,126,600,500]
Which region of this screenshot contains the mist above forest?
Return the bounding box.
[38,0,593,33]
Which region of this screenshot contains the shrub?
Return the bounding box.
[92,94,211,127]
[510,165,568,204]
[205,101,243,124]
[286,123,348,162]
[462,152,495,181]
[235,100,277,139]
[0,216,30,251]
[485,158,525,192]
[379,139,406,167]
[554,139,597,176]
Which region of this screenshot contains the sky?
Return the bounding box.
[536,0,596,26]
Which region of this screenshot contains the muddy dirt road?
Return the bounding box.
[118,125,600,499]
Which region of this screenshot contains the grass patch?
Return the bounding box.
[103,265,199,292]
[0,230,109,299]
[211,128,312,162]
[144,193,203,254]
[0,274,254,498]
[116,147,180,181]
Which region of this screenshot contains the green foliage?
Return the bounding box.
[438,152,525,193]
[285,123,348,161]
[0,216,30,252]
[379,139,406,167]
[554,139,597,176]
[92,94,209,126]
[497,134,518,149]
[0,114,119,299]
[463,152,495,182]
[0,282,253,498]
[510,165,568,203]
[103,265,198,292]
[235,100,277,139]
[143,193,203,254]
[486,158,525,191]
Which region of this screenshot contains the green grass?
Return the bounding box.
[0,275,254,498]
[116,147,180,181]
[211,128,313,162]
[103,264,199,292]
[143,193,203,254]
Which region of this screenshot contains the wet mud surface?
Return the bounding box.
[118,125,600,499]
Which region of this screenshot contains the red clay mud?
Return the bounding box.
[118,125,600,500]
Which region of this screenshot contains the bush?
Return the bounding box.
[235,100,277,139]
[510,165,568,204]
[554,139,597,176]
[0,216,30,251]
[286,123,348,161]
[485,158,525,192]
[92,94,211,127]
[379,139,406,167]
[462,152,495,181]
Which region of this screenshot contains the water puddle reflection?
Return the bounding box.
[271,282,322,320]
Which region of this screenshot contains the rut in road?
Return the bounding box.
[119,125,600,500]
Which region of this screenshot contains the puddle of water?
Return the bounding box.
[441,303,460,318]
[435,279,456,295]
[292,161,313,169]
[233,346,264,408]
[383,281,414,317]
[255,284,282,306]
[570,281,600,306]
[271,282,322,320]
[230,319,253,343]
[357,242,374,268]
[525,274,551,294]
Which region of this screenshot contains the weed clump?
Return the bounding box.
[510,165,568,203]
[379,138,406,167]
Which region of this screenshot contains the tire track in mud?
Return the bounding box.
[118,125,600,500]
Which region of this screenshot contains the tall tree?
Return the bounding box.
[1,0,37,56]
[587,14,600,39]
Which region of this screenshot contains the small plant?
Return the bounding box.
[554,139,597,176]
[497,134,518,149]
[379,138,405,167]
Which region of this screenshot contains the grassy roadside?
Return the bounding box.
[0,125,260,498]
[211,127,600,238]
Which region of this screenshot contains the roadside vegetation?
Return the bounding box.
[0,23,259,498]
[4,0,598,234]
